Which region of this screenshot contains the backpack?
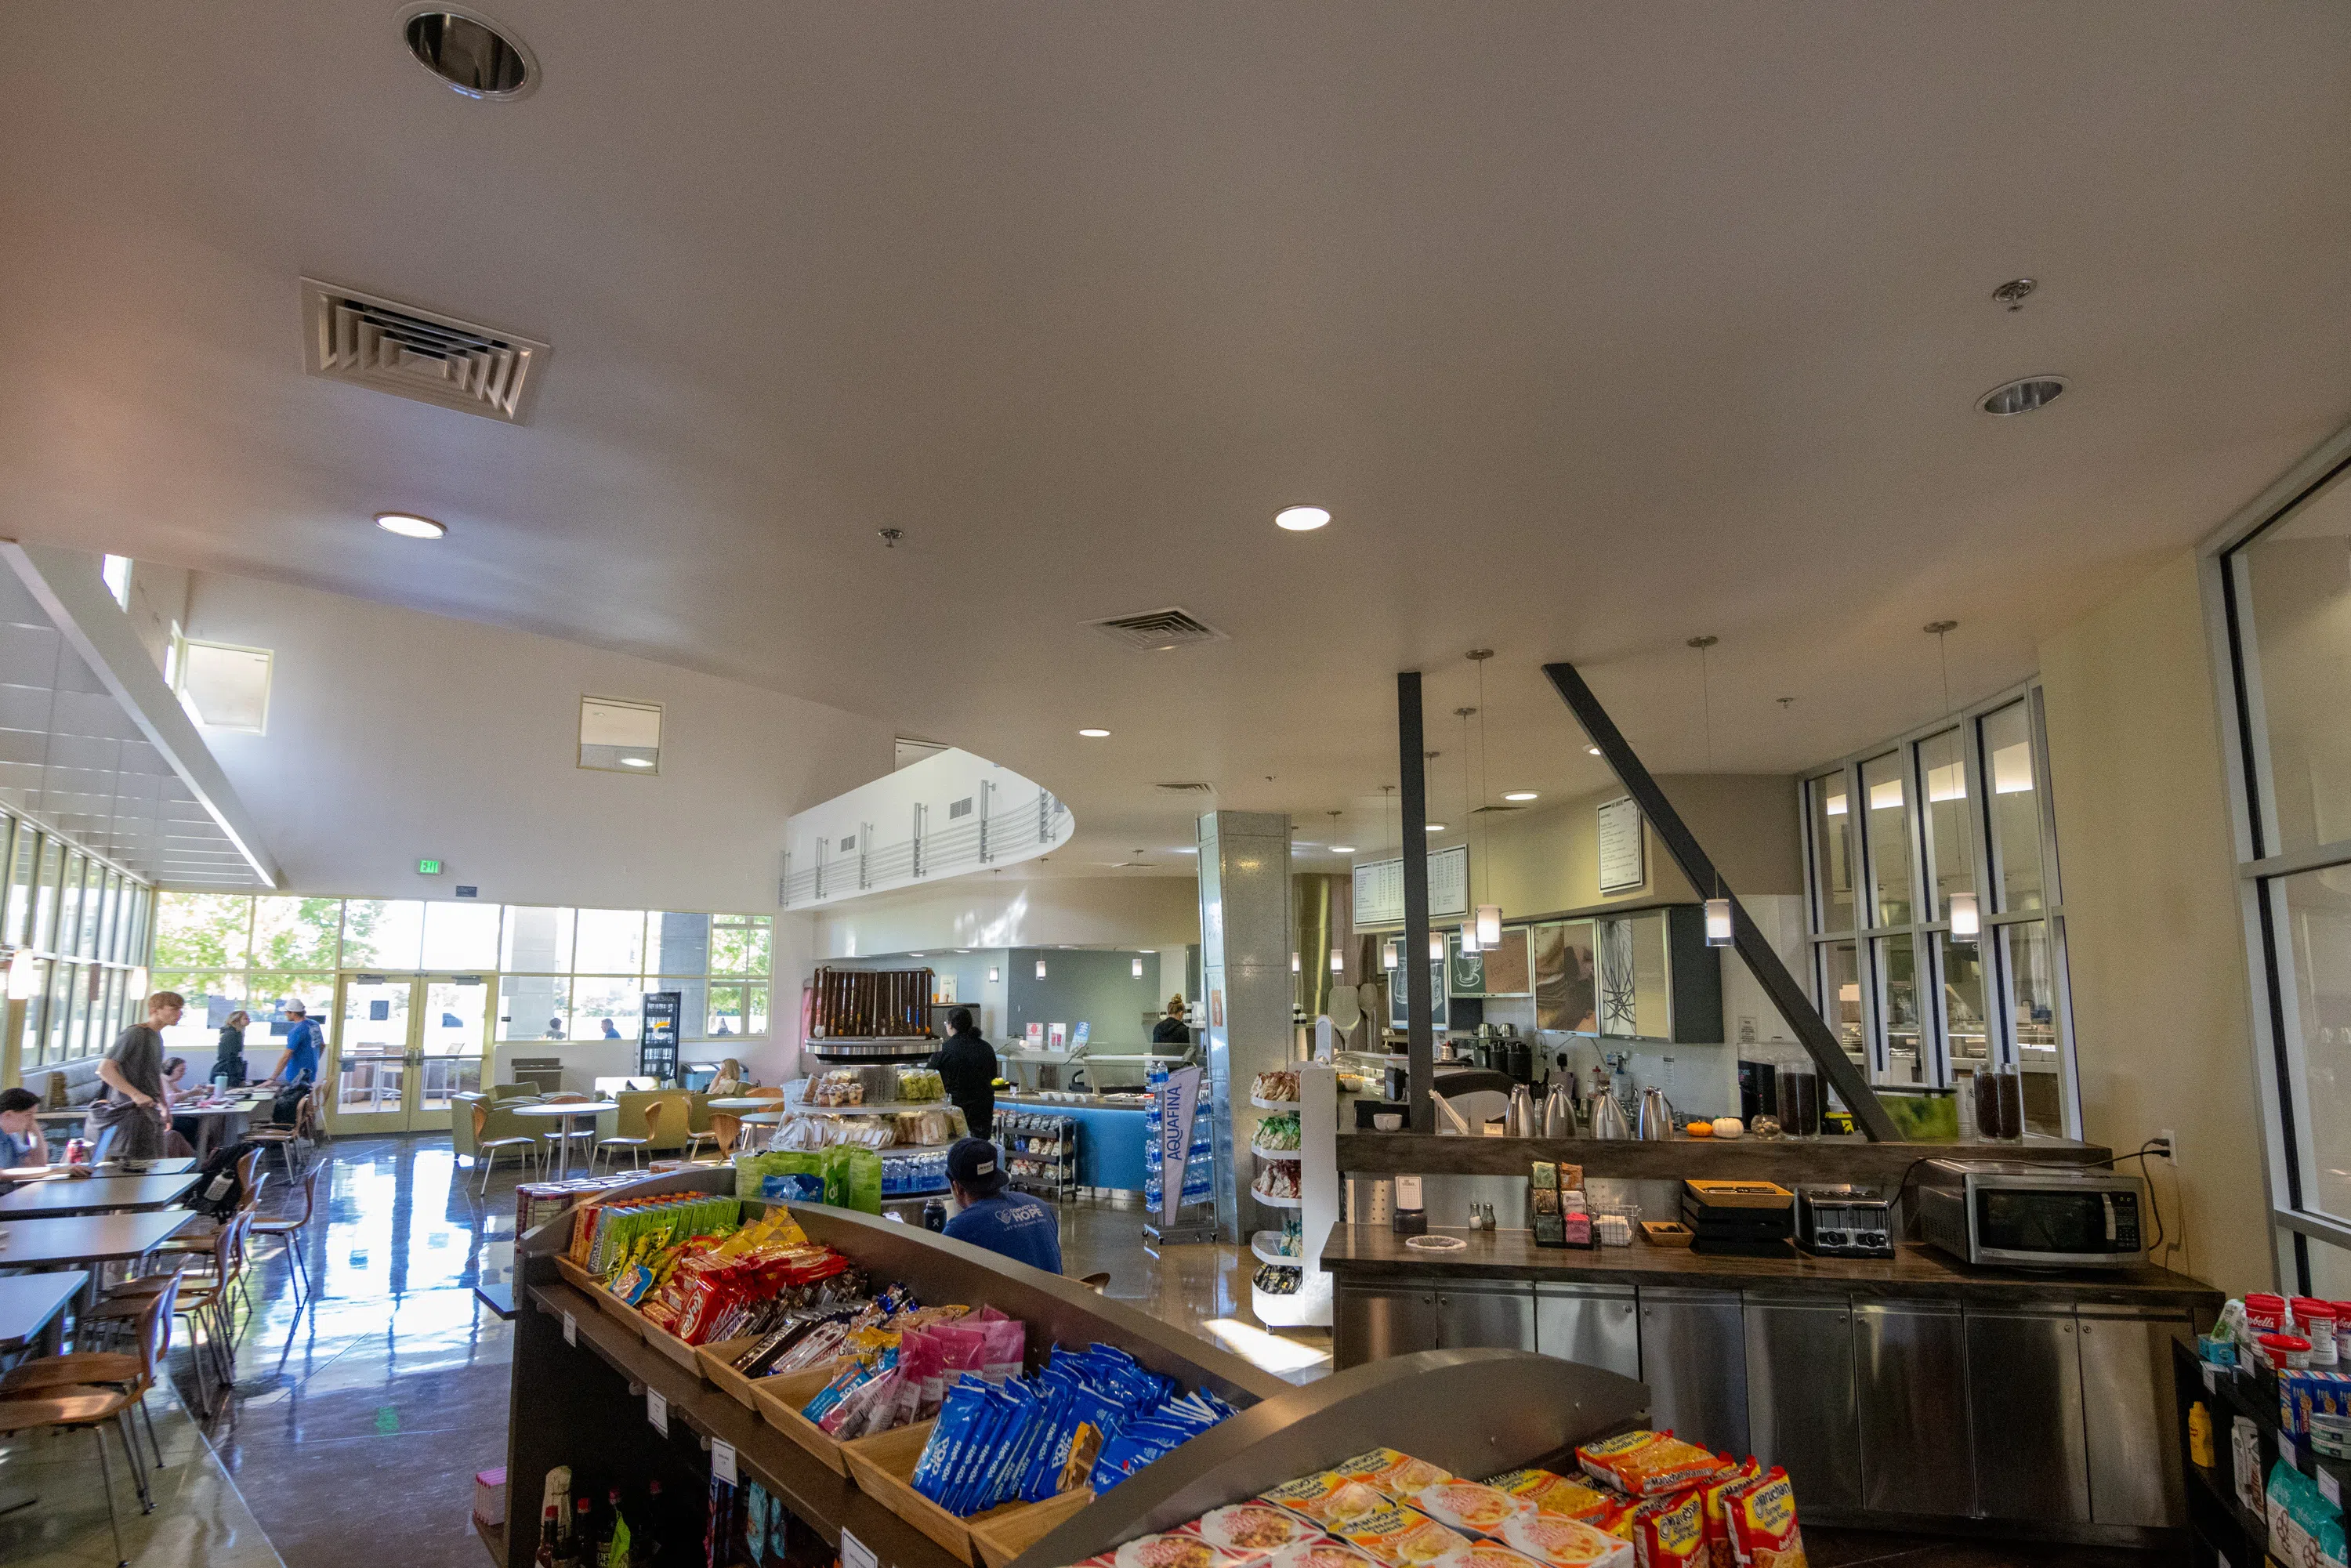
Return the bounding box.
[192,1139,258,1220]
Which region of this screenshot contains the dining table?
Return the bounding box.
[0,1172,201,1219]
[172,1092,276,1161]
[0,1269,89,1515]
[704,1096,786,1112]
[507,1099,611,1179]
[0,1209,197,1320]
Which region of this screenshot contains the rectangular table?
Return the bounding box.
[0,1271,86,1353]
[0,1173,201,1218]
[174,1096,274,1161]
[0,1209,196,1270]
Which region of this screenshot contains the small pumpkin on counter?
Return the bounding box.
[1685,1120,1714,1137]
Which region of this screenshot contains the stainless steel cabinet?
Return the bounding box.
[1436,1284,1537,1353]
[1965,1309,2088,1523]
[1744,1297,1861,1509]
[1335,1285,1441,1365]
[2078,1305,2189,1527]
[1639,1288,1748,1457]
[1534,1284,1641,1378]
[1855,1301,1972,1516]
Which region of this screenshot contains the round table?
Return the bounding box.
[705,1097,784,1112]
[508,1101,610,1179]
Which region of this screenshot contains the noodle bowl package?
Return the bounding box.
[1461,1545,1548,1568]
[1414,1482,1534,1536]
[1194,1505,1327,1557]
[1262,1472,1398,1532]
[1494,1511,1633,1568]
[1105,1534,1247,1568]
[1333,1503,1476,1568]
[1334,1449,1458,1501]
[1270,1543,1383,1568]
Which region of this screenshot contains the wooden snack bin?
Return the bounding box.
[694,1336,767,1410]
[751,1365,857,1476]
[554,1255,643,1326]
[641,1312,708,1372]
[839,1419,1092,1568]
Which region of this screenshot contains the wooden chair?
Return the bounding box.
[594,1099,661,1171]
[2,1273,178,1490]
[0,1373,153,1566]
[249,1164,321,1302]
[94,1212,247,1417]
[248,1089,316,1176]
[686,1111,740,1164]
[472,1101,542,1195]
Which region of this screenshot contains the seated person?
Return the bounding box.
[1,1086,49,1168]
[162,1056,205,1154]
[708,1057,748,1098]
[940,1136,1061,1274]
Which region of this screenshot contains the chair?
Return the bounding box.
[249,1164,321,1302]
[542,1092,600,1166]
[3,1273,177,1491]
[247,1089,315,1176]
[156,1147,263,1258]
[94,1213,247,1417]
[687,1112,741,1164]
[0,1379,149,1565]
[594,1099,661,1171]
[473,1102,541,1195]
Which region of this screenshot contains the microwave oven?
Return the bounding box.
[1916,1159,2144,1269]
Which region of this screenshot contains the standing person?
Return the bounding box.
[266,1001,324,1089]
[1,1087,48,1166]
[1151,996,1191,1046]
[213,1010,250,1087]
[87,990,182,1162]
[939,1137,1061,1273]
[600,1018,620,1041]
[927,1007,998,1140]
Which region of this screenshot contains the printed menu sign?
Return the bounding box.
[1352,845,1470,926]
[1596,797,1644,894]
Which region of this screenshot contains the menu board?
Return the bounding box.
[1352,844,1470,927]
[1597,795,1645,893]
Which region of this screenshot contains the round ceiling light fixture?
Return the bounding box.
[375,512,447,539]
[400,7,539,99]
[1078,728,1110,738]
[1979,375,2067,416]
[1503,791,1538,802]
[1274,505,1331,531]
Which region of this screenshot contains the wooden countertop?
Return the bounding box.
[1335,1131,2113,1183]
[1316,1223,2222,1310]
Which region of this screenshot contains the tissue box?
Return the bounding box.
[474,1467,506,1528]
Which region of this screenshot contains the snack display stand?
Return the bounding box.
[497,1167,1291,1568]
[1248,1065,1339,1331]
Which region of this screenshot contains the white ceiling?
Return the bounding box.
[5,2,2351,881]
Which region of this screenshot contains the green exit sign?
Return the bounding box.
[417,858,444,876]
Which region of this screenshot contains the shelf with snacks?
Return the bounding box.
[1248,1095,1301,1112]
[1248,1188,1302,1210]
[1251,1229,1305,1268]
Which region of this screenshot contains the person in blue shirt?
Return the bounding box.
[939,1136,1061,1274]
[267,1001,324,1089]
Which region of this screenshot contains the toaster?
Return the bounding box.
[1795,1183,1896,1258]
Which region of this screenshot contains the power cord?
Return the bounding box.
[2099,1139,2171,1259]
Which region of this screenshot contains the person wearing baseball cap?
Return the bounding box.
[266,1000,324,1092]
[940,1135,1061,1274]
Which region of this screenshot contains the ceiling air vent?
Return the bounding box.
[1155,782,1215,794]
[1471,804,1525,815]
[301,278,549,423]
[1087,607,1227,652]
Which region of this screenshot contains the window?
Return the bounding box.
[579,697,661,773]
[1799,682,2074,1132]
[172,639,273,733]
[101,555,132,608]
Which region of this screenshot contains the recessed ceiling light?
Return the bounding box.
[1979,375,2067,416]
[401,8,539,100]
[1274,505,1331,532]
[1426,824,1446,833]
[1503,791,1538,802]
[1332,844,1356,853]
[620,757,654,768]
[1585,746,1603,756]
[1078,728,1110,738]
[375,512,447,539]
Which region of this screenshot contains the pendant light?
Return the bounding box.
[1926,619,1980,943]
[1429,929,1444,961]
[1467,650,1505,951]
[1132,956,1143,977]
[1382,938,1398,970]
[1330,947,1344,973]
[1290,951,1301,974]
[988,965,1001,983]
[1034,958,1048,980]
[1692,635,1733,948]
[1456,699,1481,954]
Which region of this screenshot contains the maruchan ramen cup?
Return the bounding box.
[1114,1535,1242,1568]
[1198,1505,1326,1556]
[1335,1504,1475,1568]
[1415,1482,1534,1536]
[1334,1450,1458,1500]
[1262,1473,1398,1533]
[1494,1511,1634,1568]
[1271,1544,1384,1568]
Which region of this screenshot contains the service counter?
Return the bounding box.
[1317,1219,2220,1548]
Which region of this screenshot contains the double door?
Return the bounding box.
[328,972,491,1134]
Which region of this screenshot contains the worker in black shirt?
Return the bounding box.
[1150,996,1192,1046]
[927,1007,999,1139]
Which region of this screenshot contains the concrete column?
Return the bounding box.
[1197,809,1293,1242]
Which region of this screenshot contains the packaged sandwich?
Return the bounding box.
[1628,1491,1710,1568]
[1335,1449,1457,1499]
[1721,1468,1806,1568]
[1488,1469,1625,1526]
[1334,1504,1475,1568]
[1263,1472,1397,1531]
[1575,1433,1734,1498]
[1415,1482,1534,1536]
[1494,1512,1634,1568]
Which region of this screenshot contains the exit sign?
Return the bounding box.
[416,858,443,876]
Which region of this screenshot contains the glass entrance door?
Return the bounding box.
[329,972,491,1135]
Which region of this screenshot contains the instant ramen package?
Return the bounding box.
[1334,1504,1475,1568]
[1574,1433,1733,1500]
[1720,1468,1807,1568]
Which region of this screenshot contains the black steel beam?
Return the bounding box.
[1542,660,1900,1143]
[1397,672,1435,1133]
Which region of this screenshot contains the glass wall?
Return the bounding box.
[1800,683,2074,1132]
[0,810,154,1070]
[150,896,773,1063]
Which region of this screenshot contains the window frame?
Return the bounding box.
[1797,679,2078,1130]
[171,636,274,735]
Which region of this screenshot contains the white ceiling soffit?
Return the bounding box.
[783,748,1072,909]
[8,6,2351,872]
[0,544,279,889]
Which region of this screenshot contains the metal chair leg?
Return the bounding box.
[120,1407,153,1512]
[139,1393,165,1473]
[92,1424,128,1567]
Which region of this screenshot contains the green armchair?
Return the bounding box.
[452,1091,547,1164]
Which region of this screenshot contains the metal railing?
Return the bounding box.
[780,790,1068,907]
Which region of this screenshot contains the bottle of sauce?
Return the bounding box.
[535,1505,564,1568]
[571,1495,595,1568]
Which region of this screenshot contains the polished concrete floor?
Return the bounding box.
[2,1135,2180,1568]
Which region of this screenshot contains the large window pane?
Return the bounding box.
[96,871,120,963]
[77,864,103,958]
[574,910,647,975]
[1807,774,1856,934]
[66,963,92,1058]
[1940,932,1990,1080]
[154,893,254,971]
[1861,752,1913,927]
[706,983,744,1039]
[1875,934,1922,1084]
[30,836,60,952]
[1983,701,2046,913]
[649,912,710,976]
[743,984,770,1037]
[42,959,69,1062]
[712,918,772,976]
[2000,920,2065,1135]
[1817,940,1863,1061]
[498,976,571,1041]
[13,957,46,1056]
[340,900,424,970]
[154,972,244,1062]
[57,853,84,958]
[421,901,501,970]
[500,906,575,972]
[251,896,342,971]
[568,976,643,1042]
[1919,729,1974,924]
[2230,487,2351,855]
[3,823,35,947]
[2278,865,2351,1224]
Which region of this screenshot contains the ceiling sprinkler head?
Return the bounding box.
[1992,278,2037,311]
[1466,648,1494,661]
[878,527,904,548]
[1686,635,1719,650]
[1923,620,1959,635]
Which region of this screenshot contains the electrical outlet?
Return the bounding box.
[2158,1128,2178,1168]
